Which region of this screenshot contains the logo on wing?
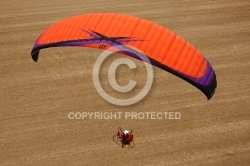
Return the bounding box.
[81,29,143,48]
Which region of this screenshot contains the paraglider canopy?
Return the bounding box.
[31,13,217,99]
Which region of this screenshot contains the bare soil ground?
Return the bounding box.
[1,0,249,165]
